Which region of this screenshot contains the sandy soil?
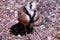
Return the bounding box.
[0,0,60,40]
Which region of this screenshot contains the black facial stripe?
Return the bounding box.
[30,3,32,9]
[29,10,36,24]
[23,7,36,25]
[23,7,31,19]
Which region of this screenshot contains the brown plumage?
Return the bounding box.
[18,7,40,26]
[10,1,40,36]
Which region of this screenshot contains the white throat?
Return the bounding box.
[25,6,35,22]
[25,6,34,17]
[24,1,37,22]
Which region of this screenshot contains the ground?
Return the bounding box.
[0,0,60,40]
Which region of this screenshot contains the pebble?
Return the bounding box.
[10,9,14,12]
[14,11,18,17]
[0,0,60,40]
[47,36,52,40]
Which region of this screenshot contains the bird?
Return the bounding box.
[10,1,40,36]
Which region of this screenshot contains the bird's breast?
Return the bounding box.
[18,9,40,25]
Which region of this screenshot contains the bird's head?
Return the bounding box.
[25,1,38,10]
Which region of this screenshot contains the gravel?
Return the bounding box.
[0,0,60,40]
